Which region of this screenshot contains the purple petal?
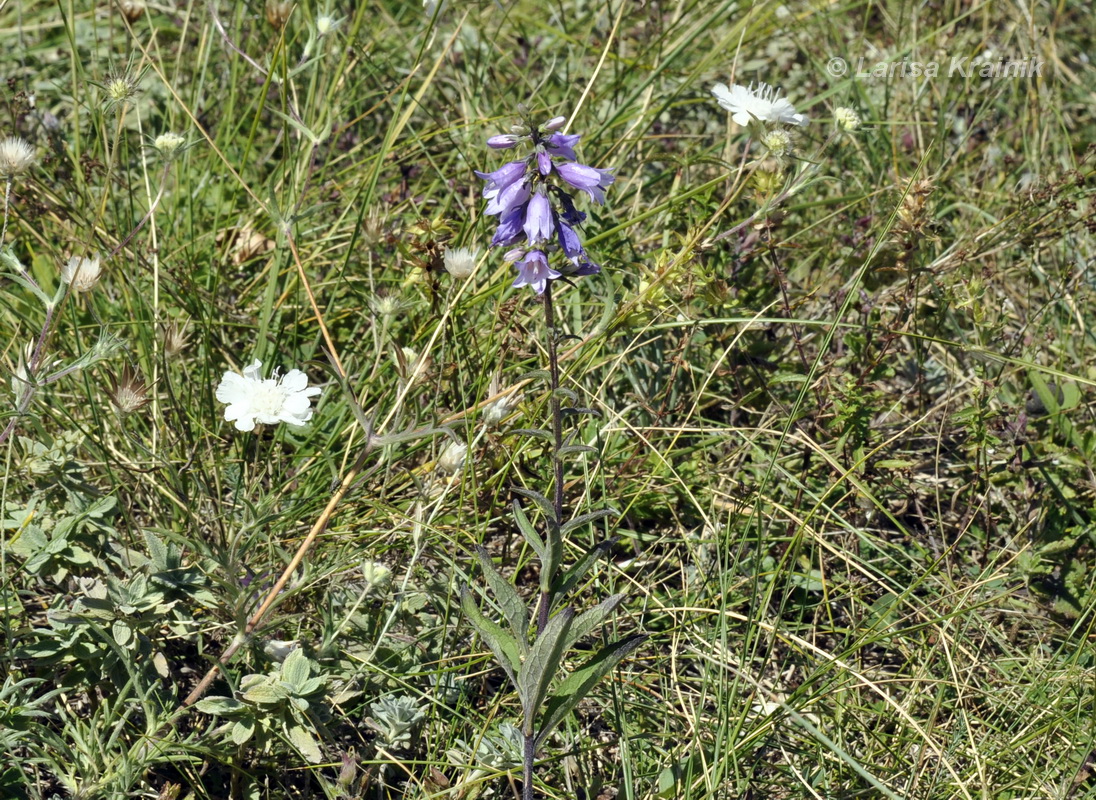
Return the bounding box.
[557,220,584,261]
[485,178,531,217]
[492,206,527,247]
[556,162,615,203]
[554,189,586,225]
[523,192,554,244]
[512,249,560,295]
[475,161,527,199]
[544,133,581,161]
[537,150,552,176]
[543,116,567,131]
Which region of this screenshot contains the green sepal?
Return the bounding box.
[460,586,521,688]
[518,607,574,734]
[535,633,646,749]
[474,546,530,651]
[513,500,546,561]
[552,539,615,597]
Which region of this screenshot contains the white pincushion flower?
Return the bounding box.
[443,246,479,279]
[61,254,103,292]
[0,137,36,180]
[215,359,321,432]
[710,81,809,127]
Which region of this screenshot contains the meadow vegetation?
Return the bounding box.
[2,1,1095,798]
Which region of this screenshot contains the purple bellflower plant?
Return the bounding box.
[476,114,614,294]
[464,111,643,800]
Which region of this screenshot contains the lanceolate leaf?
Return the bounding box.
[535,634,647,749]
[513,500,547,561]
[560,509,616,537]
[474,546,530,650]
[557,444,598,458]
[564,594,625,651]
[510,428,555,442]
[552,540,615,597]
[460,587,521,688]
[512,487,559,530]
[518,607,574,734]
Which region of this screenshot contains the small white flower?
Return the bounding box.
[0,136,36,180]
[443,246,479,279]
[834,107,861,132]
[262,639,298,662]
[438,439,468,473]
[215,359,321,432]
[153,131,187,161]
[710,81,809,127]
[61,254,103,292]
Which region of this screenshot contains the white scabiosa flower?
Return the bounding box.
[215,359,321,432]
[153,131,187,162]
[61,254,103,292]
[443,246,479,279]
[0,136,36,180]
[710,81,808,127]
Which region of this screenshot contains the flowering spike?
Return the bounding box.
[476,112,613,293]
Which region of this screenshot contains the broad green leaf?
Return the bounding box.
[460,587,521,687]
[513,500,546,561]
[195,696,245,715]
[474,547,530,650]
[281,648,311,688]
[535,634,646,749]
[243,680,285,705]
[518,608,574,733]
[112,621,132,648]
[552,540,615,597]
[286,723,323,763]
[230,718,256,745]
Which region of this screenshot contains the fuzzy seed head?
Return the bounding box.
[117,0,146,21]
[315,14,341,36]
[442,246,478,279]
[107,365,150,414]
[266,0,292,28]
[160,319,191,357]
[0,137,36,180]
[438,440,468,474]
[61,254,103,292]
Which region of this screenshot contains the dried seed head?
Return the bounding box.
[437,439,468,474]
[117,0,146,22]
[266,0,292,28]
[61,254,104,292]
[0,137,36,180]
[107,364,150,413]
[442,246,479,279]
[160,318,191,357]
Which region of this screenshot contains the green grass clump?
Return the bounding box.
[1,1,1095,798]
